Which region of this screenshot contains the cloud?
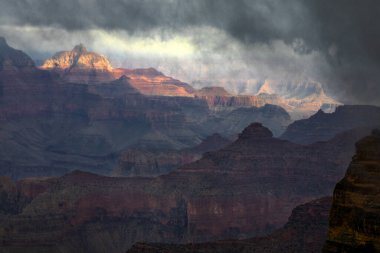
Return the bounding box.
[0,0,379,105]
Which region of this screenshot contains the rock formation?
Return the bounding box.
[323,129,380,252]
[42,44,113,71]
[128,197,332,253]
[41,44,114,83]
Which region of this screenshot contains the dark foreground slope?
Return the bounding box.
[128,197,332,253]
[0,123,368,253]
[323,129,380,252]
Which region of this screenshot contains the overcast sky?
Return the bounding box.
[0,0,379,105]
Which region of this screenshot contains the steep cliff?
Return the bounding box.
[323,129,380,252]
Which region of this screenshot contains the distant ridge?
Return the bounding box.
[37,42,339,118]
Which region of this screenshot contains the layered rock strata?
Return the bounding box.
[323,129,380,252]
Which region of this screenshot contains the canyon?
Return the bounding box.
[1,37,380,253]
[0,123,372,252]
[3,38,378,180]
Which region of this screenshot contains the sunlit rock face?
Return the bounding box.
[41,44,114,83]
[112,68,195,97]
[41,45,196,96]
[42,44,113,72]
[323,130,380,252]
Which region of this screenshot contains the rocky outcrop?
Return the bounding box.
[128,197,332,253]
[40,44,114,83]
[281,105,380,144]
[42,44,113,72]
[323,129,380,252]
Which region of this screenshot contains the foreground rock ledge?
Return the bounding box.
[323,129,380,252]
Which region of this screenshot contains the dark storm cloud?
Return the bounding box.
[0,0,379,104]
[305,0,380,105]
[0,0,305,40]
